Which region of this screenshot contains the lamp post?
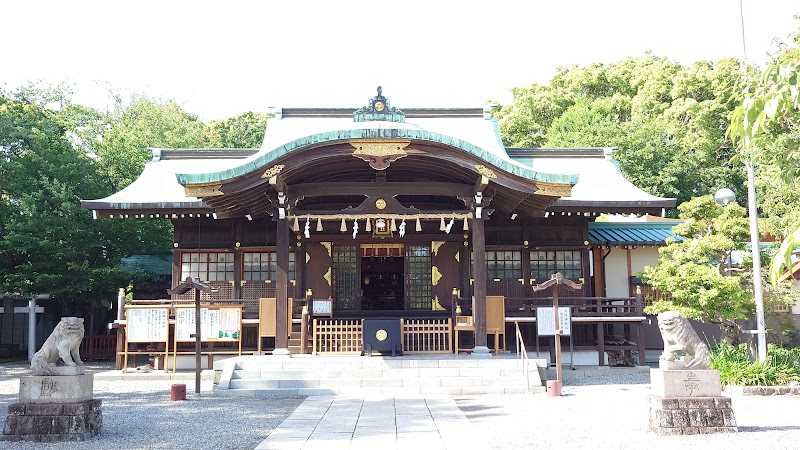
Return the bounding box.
[715,186,767,362]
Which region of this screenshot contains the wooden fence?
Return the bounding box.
[402,318,452,354]
[313,319,362,354]
[80,335,117,360]
[312,318,454,354]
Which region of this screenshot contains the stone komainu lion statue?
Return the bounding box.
[657,311,711,370]
[30,317,85,375]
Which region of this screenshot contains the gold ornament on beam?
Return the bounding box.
[316,218,323,232]
[416,217,422,232]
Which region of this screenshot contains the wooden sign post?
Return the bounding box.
[532,273,582,396]
[168,277,217,394]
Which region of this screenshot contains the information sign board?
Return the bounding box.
[125,307,170,343]
[536,306,572,336]
[174,306,242,342]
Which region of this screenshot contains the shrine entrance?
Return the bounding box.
[360,244,404,311]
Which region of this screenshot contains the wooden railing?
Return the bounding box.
[80,335,117,360]
[313,319,362,354]
[402,318,452,354]
[514,321,531,393]
[502,296,643,316]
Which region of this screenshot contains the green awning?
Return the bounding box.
[588,222,683,246]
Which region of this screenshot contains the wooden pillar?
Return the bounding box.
[275,217,290,353]
[171,249,181,300]
[471,217,488,352]
[597,322,605,366]
[233,218,243,300]
[592,246,605,298]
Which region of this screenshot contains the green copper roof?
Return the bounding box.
[176,127,579,186]
[588,222,684,246]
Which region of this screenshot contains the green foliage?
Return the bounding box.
[0,94,153,315]
[204,111,270,148]
[642,195,753,342]
[497,55,749,210]
[726,25,800,285]
[92,95,206,191]
[711,342,800,386]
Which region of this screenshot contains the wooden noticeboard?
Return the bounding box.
[173,305,243,371]
[123,306,170,372]
[536,306,572,336]
[174,306,242,342]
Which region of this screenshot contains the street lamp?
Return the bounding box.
[714,186,767,362]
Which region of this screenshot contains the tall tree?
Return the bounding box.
[204,111,270,148]
[0,94,149,316]
[495,55,749,210]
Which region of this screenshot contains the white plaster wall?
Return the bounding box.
[603,247,661,298]
[604,249,630,298]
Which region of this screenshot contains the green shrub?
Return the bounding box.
[711,342,800,386]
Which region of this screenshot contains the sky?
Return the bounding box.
[2,1,798,121]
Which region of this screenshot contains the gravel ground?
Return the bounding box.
[3,361,800,449]
[0,360,303,450]
[456,370,800,450]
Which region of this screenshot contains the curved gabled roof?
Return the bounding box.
[175,110,578,187]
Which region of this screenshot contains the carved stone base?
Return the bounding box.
[2,399,102,442]
[648,395,737,435]
[650,368,721,397]
[19,374,93,404]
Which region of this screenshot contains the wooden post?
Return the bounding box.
[552,286,563,385]
[194,286,201,394]
[275,217,289,353]
[471,217,488,352]
[532,273,582,396]
[167,278,216,395]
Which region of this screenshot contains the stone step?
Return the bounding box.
[229,376,533,390]
[215,355,548,396]
[231,367,523,380]
[234,356,531,371]
[216,385,543,397]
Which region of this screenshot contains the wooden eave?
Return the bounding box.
[189,141,569,219]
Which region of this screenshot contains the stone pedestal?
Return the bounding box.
[648,369,737,435]
[651,368,721,397]
[2,374,101,442]
[19,374,93,403]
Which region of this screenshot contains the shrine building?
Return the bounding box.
[81,88,675,365]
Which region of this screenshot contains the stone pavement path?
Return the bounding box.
[256,394,484,450]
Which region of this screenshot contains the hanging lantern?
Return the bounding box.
[416,217,422,232]
[440,217,446,231]
[340,218,347,232]
[365,218,372,232]
[390,218,397,231]
[292,217,300,232]
[463,216,469,231]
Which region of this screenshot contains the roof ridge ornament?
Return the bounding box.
[353,86,405,123]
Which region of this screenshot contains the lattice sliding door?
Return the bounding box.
[332,245,359,310]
